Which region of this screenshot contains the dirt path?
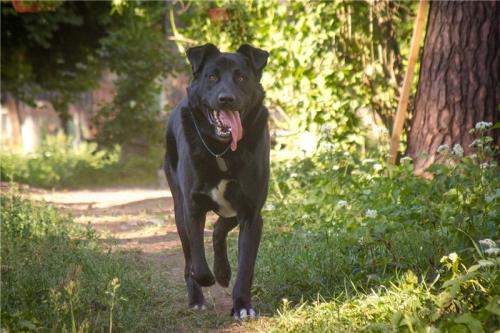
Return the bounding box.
[29,186,255,332]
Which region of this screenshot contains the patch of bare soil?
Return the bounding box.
[23,186,257,332]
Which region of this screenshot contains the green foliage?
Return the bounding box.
[175,0,415,150]
[0,194,177,332]
[255,256,499,332]
[94,1,174,147]
[1,2,110,121]
[0,134,119,188]
[242,126,499,331]
[0,134,162,188]
[2,1,173,145]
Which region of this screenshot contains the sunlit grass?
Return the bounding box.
[0,133,162,189]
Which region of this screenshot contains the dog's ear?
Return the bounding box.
[186,43,220,75]
[237,44,269,79]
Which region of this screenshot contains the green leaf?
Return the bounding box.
[485,297,500,317]
[452,313,484,333]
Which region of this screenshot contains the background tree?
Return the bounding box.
[93,1,174,151]
[1,2,111,131]
[1,1,175,148]
[406,1,500,173]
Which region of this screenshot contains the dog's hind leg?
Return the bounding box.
[213,217,238,287]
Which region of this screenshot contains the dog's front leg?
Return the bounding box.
[187,208,215,287]
[232,213,263,319]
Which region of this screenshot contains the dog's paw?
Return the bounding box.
[231,308,257,320]
[192,270,215,287]
[214,260,231,287]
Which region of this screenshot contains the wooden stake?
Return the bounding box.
[388,0,429,166]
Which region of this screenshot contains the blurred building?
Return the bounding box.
[0,73,115,153]
[1,71,189,153]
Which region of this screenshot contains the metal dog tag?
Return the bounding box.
[216,156,228,172]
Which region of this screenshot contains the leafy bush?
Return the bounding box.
[1,134,119,188]
[0,133,162,188]
[244,126,499,331]
[0,194,176,332]
[94,1,172,148]
[175,0,415,150]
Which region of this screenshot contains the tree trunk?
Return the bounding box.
[406,1,500,173]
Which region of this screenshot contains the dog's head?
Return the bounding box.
[186,43,269,151]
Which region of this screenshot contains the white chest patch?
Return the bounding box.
[210,180,236,218]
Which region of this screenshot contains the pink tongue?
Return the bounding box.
[219,111,243,151]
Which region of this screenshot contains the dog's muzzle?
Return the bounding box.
[208,110,243,151]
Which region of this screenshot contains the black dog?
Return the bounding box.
[164,44,269,319]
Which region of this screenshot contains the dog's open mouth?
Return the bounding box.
[208,110,243,151]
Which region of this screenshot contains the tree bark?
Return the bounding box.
[406,1,500,173]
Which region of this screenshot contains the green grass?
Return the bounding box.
[0,134,162,189]
[0,194,177,332]
[241,126,500,332]
[252,263,499,332]
[2,127,499,332]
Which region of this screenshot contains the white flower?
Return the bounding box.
[129,100,137,108]
[322,142,336,151]
[321,124,332,133]
[452,144,464,157]
[475,121,492,130]
[448,252,458,262]
[365,209,377,218]
[302,214,310,219]
[479,239,497,248]
[290,172,298,178]
[485,248,500,256]
[336,200,348,209]
[469,139,482,148]
[436,144,449,153]
[373,163,383,171]
[400,156,412,163]
[477,259,495,267]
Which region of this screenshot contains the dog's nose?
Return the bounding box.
[218,93,235,104]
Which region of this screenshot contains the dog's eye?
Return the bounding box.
[208,74,218,81]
